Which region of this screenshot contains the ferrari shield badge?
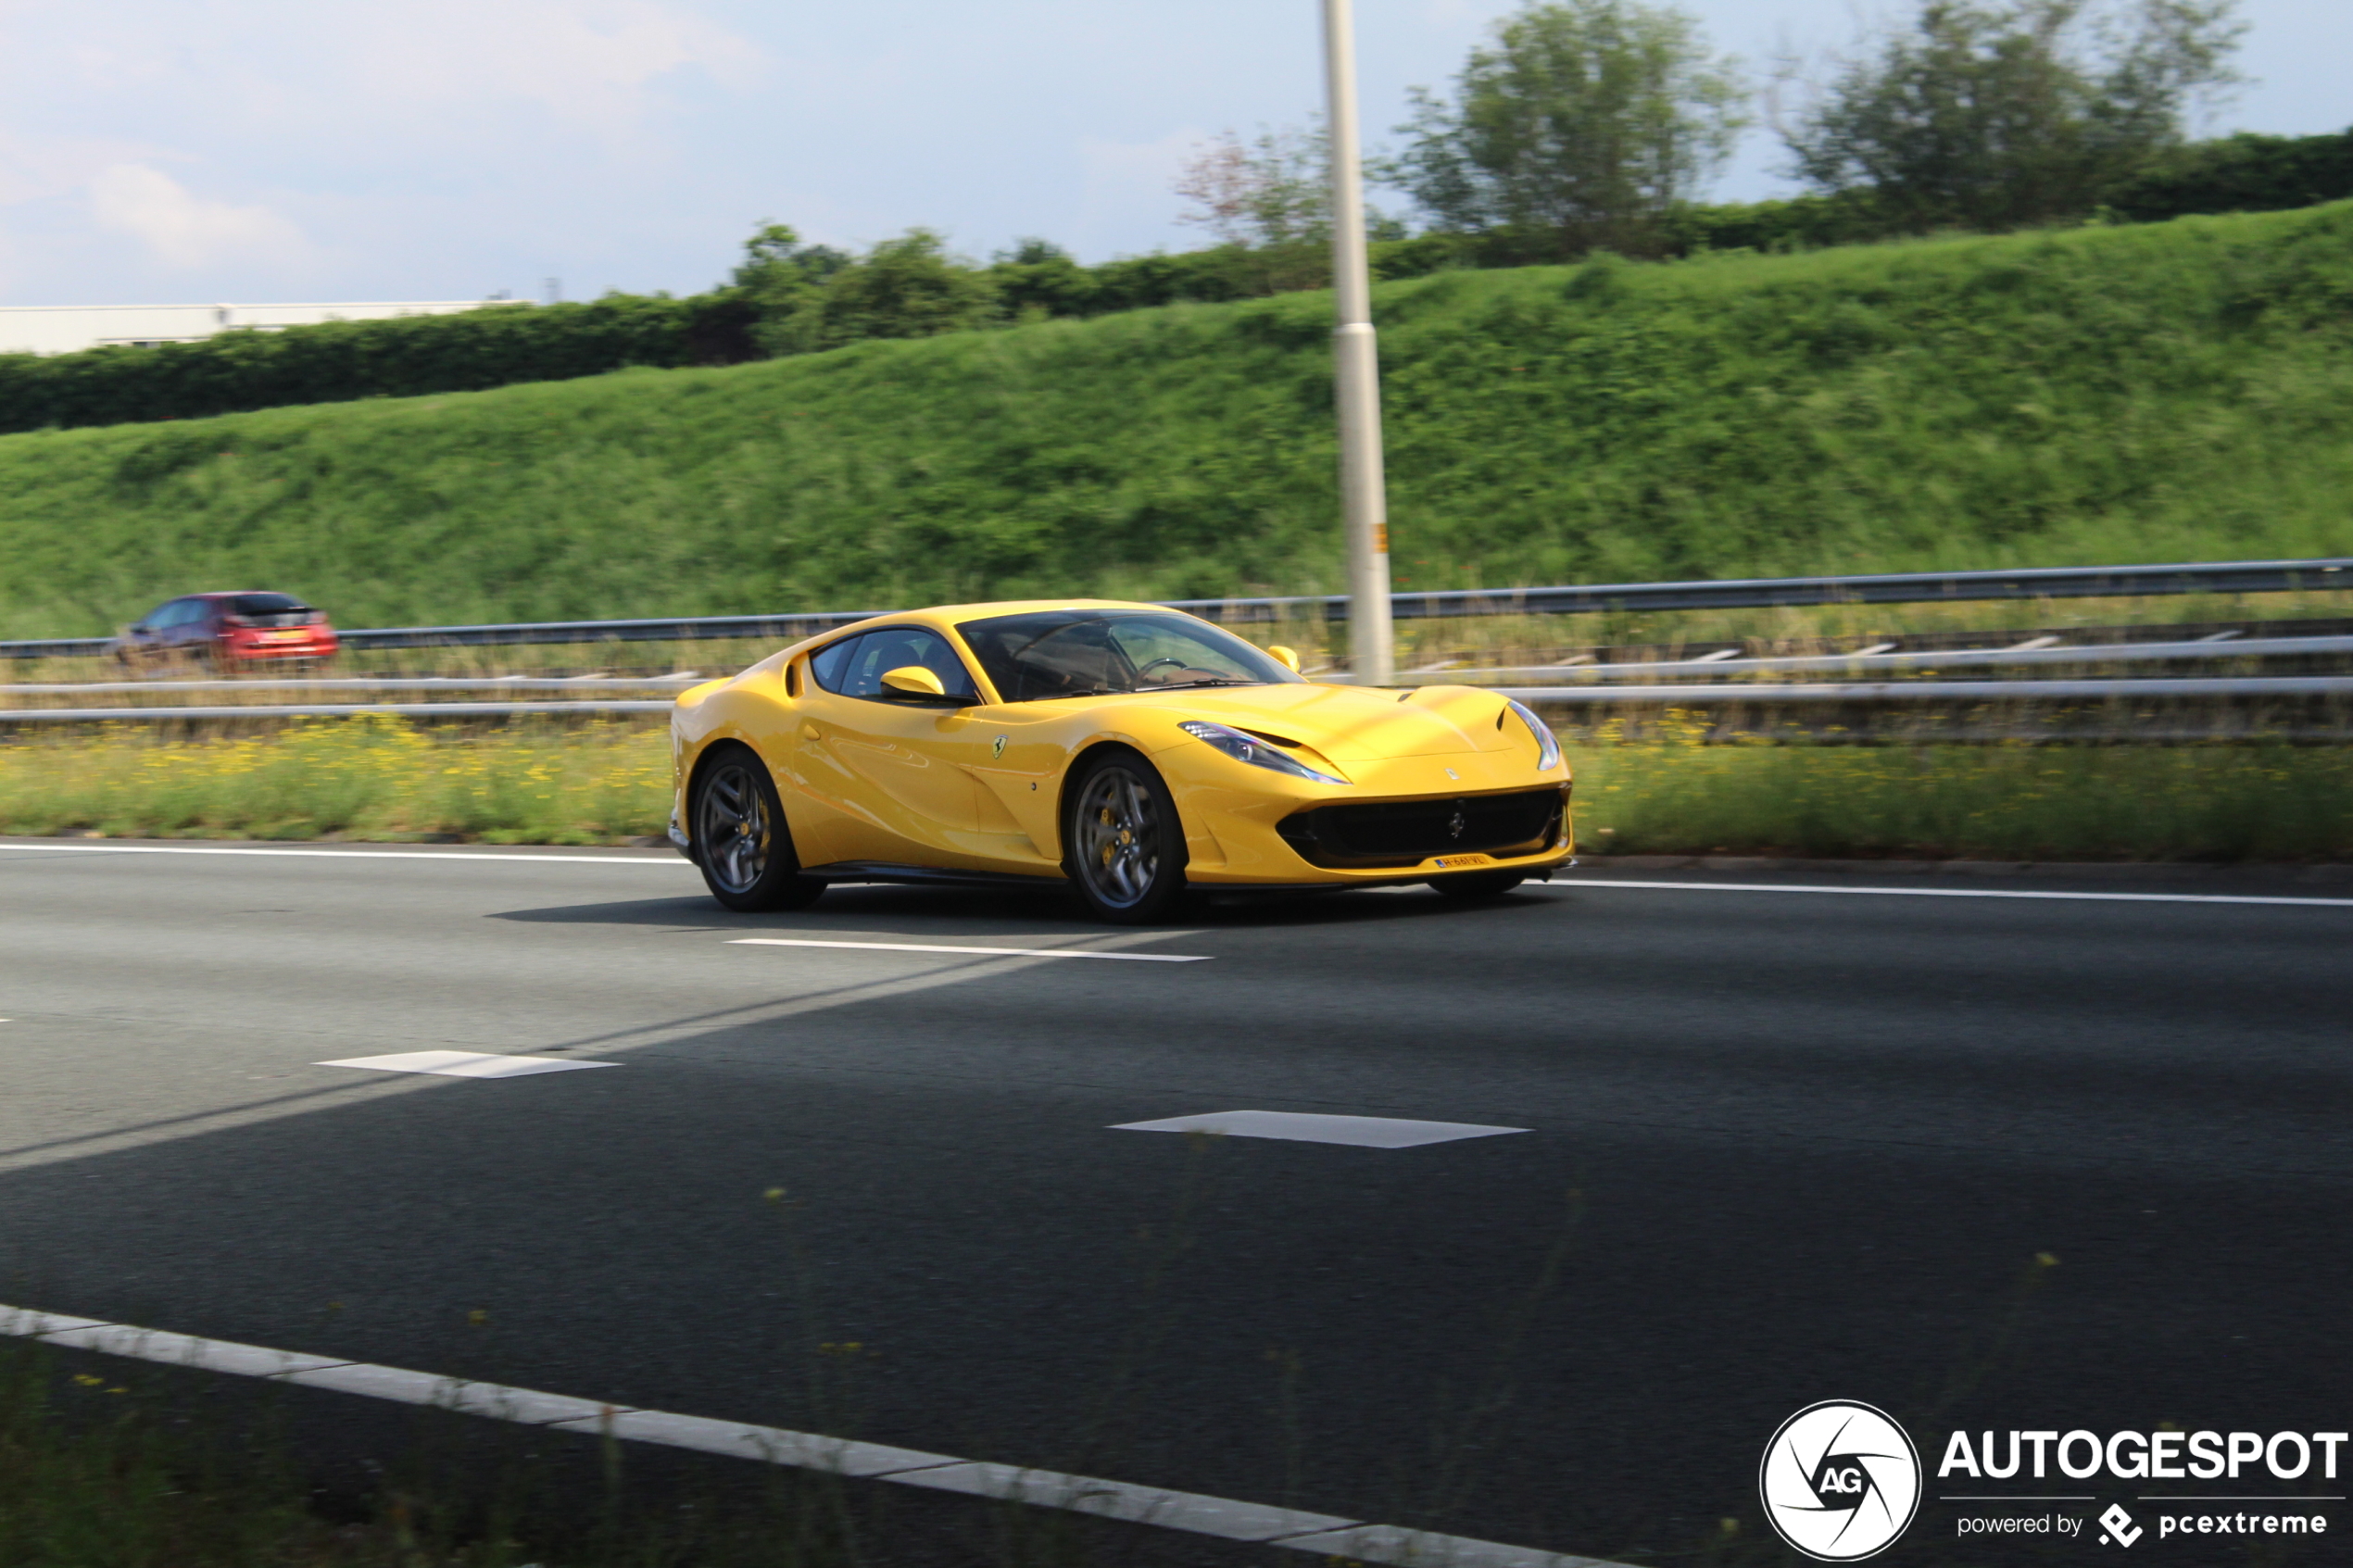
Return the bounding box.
[992,735,1008,758]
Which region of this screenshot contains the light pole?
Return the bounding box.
[1320,0,1394,685]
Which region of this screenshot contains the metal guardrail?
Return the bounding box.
[1499,676,2353,706]
[0,610,889,661]
[0,701,674,724]
[7,557,2349,659]
[2,677,699,697]
[1180,557,2353,625]
[1414,632,2353,684]
[15,629,2352,707]
[5,679,2348,727]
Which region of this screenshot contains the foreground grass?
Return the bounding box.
[4,716,2348,861]
[5,204,2353,640]
[0,1346,507,1568]
[0,1339,936,1568]
[0,718,670,844]
[1572,717,2353,861]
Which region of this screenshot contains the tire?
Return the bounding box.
[691,746,825,912]
[1428,870,1526,900]
[1063,750,1189,923]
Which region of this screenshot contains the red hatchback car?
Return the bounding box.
[119,592,340,668]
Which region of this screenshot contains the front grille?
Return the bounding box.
[1277,785,1566,869]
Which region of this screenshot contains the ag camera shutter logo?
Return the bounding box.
[1760,1400,1922,1561]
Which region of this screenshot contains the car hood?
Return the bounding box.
[1139,682,1516,760]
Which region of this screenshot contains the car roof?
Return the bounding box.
[910,597,1168,623]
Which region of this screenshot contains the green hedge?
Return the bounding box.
[0,294,761,436]
[0,239,1469,436]
[2106,128,2353,224]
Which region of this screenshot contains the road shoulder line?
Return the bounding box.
[1546,877,2353,909]
[0,1302,1631,1568]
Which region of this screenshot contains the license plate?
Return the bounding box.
[267,631,306,642]
[1424,853,1496,871]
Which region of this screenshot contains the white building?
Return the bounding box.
[0,299,528,357]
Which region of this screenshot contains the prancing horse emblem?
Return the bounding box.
[1448,807,1467,840]
[992,735,1008,758]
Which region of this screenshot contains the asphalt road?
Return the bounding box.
[4,840,2350,1564]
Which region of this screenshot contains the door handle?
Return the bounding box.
[800,721,821,741]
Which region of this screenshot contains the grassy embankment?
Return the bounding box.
[4,203,2353,642]
[5,717,2347,861]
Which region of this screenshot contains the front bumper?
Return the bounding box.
[1170,750,1575,886]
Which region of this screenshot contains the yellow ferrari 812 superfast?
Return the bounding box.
[668,600,1574,922]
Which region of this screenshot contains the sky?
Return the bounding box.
[0,0,2346,307]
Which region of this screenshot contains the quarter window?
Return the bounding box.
[810,633,864,694]
[811,628,979,703]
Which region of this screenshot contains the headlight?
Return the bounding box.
[1178,720,1350,784]
[1506,699,1562,771]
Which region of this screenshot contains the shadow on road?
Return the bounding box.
[483,881,1557,934]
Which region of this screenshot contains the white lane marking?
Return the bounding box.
[0,1302,1633,1568]
[730,938,1210,962]
[887,1462,1357,1538]
[1112,1110,1528,1148]
[1545,877,2353,909]
[317,1051,620,1078]
[1278,1524,1625,1567]
[4,843,684,865]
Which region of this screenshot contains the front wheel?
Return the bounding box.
[691,747,824,912]
[1428,871,1526,900]
[1063,752,1188,923]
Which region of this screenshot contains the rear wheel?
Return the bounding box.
[1064,752,1188,923]
[1428,871,1526,900]
[692,747,824,912]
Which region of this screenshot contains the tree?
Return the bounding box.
[1782,0,2245,232]
[988,239,1101,320]
[731,222,852,357]
[1382,0,1748,259]
[797,231,999,352]
[1175,124,1334,250]
[1173,121,1410,293]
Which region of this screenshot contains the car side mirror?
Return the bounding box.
[880,665,953,701]
[1266,645,1302,672]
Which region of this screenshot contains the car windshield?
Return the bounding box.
[229,594,309,616]
[956,609,1302,703]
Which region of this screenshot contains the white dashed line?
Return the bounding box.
[0,1303,1630,1568]
[316,1051,620,1078]
[1113,1111,1528,1148]
[1546,878,2353,909]
[729,938,1210,962]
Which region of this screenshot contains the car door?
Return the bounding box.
[154,598,204,659]
[179,597,222,659]
[794,626,998,867]
[125,599,180,660]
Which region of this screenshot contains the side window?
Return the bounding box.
[133,600,176,632]
[837,628,978,703]
[155,599,195,629]
[809,633,864,694]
